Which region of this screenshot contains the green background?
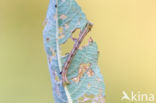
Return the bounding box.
[0,0,156,103]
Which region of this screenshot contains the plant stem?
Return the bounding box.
[55,0,72,102]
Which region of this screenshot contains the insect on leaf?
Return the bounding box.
[43,0,105,103]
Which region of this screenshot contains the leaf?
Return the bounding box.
[43,0,105,103]
[43,0,87,56]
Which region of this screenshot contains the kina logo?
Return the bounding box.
[121,91,155,102]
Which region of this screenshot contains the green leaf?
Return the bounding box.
[43,0,105,102]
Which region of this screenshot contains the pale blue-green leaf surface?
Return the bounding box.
[43,0,105,102]
[43,0,87,56]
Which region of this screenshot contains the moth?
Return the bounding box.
[61,22,93,84]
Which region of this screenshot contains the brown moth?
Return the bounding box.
[61,22,93,84]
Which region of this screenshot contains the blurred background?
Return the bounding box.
[0,0,156,103]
